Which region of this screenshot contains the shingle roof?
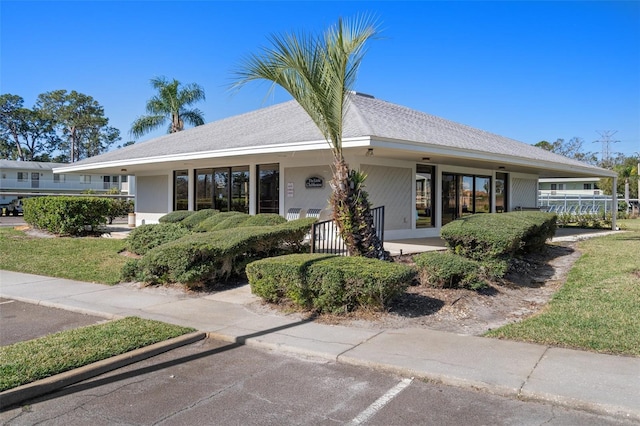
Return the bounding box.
[66,93,608,174]
[0,160,60,171]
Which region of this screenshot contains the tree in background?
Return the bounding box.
[130,77,205,139]
[534,137,598,165]
[0,94,27,160]
[598,154,639,200]
[35,90,120,162]
[0,94,60,161]
[233,15,386,259]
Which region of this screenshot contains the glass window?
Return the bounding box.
[231,166,250,213]
[474,176,491,213]
[17,172,28,182]
[415,164,434,228]
[257,164,279,214]
[195,168,213,210]
[441,173,492,224]
[213,168,229,212]
[496,172,508,212]
[584,183,592,190]
[174,170,188,211]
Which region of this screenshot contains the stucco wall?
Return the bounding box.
[137,175,169,214]
[361,164,412,231]
[283,165,333,215]
[511,177,538,208]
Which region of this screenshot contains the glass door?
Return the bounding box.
[441,173,459,225]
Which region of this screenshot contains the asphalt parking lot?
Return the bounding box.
[0,298,107,346]
[0,215,26,227]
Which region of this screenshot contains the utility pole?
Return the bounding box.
[594,130,619,167]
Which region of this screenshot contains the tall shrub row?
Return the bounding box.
[23,196,112,236]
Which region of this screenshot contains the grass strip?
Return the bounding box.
[486,219,640,356]
[0,317,195,391]
[0,228,127,285]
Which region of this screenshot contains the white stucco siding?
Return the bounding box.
[361,164,412,231]
[136,175,169,224]
[511,177,538,209]
[283,165,333,215]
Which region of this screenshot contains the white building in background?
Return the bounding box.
[538,177,602,196]
[0,160,134,212]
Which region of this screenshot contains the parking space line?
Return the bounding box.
[0,300,16,305]
[348,377,413,425]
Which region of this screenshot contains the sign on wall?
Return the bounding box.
[305,176,324,189]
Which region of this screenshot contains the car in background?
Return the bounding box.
[6,199,24,216]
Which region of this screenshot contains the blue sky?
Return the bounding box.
[2,1,639,159]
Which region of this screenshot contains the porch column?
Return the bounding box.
[188,168,195,211]
[249,164,257,215]
[612,176,618,231]
[167,171,173,212]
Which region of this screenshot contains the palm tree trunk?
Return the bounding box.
[330,158,387,259]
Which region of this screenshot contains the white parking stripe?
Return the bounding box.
[0,300,16,305]
[348,378,413,425]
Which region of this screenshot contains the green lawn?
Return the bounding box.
[0,317,195,391]
[0,228,128,285]
[486,218,640,356]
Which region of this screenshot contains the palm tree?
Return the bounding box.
[130,77,205,139]
[233,16,386,259]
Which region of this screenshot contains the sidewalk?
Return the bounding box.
[1,270,639,421]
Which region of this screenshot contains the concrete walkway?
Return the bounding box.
[1,270,638,421]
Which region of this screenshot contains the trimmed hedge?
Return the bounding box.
[194,211,247,232]
[195,212,288,232]
[125,218,317,288]
[414,251,486,289]
[23,196,111,236]
[158,211,196,224]
[440,212,557,261]
[180,209,219,229]
[246,253,416,313]
[126,223,192,255]
[106,199,134,224]
[242,213,287,227]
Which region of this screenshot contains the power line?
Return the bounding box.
[594,130,619,165]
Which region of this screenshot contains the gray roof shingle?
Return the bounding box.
[67,93,607,173]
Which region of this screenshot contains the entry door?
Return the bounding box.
[31,172,39,188]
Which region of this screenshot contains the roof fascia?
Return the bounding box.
[53,137,373,174]
[368,137,617,178]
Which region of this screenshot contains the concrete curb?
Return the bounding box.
[2,294,123,320]
[0,331,206,410]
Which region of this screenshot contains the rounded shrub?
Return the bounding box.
[180,209,219,229]
[158,211,196,224]
[194,211,247,232]
[126,223,191,255]
[246,254,416,313]
[414,251,486,290]
[242,214,287,227]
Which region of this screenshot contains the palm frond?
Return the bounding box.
[129,114,166,138]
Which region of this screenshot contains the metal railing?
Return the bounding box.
[310,206,385,255]
[538,194,624,215]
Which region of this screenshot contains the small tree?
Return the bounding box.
[233,15,386,259]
